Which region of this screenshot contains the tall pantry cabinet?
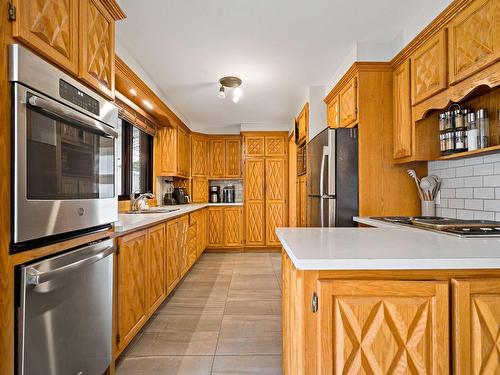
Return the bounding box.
[243,132,288,247]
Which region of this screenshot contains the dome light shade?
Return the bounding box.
[233,87,243,99]
[218,76,243,103]
[232,95,240,103]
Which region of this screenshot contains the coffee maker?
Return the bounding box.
[210,186,220,203]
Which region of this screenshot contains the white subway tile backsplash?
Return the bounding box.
[455,188,473,199]
[448,199,465,209]
[483,200,500,212]
[465,199,483,210]
[484,175,500,187]
[427,153,500,219]
[464,156,484,165]
[473,163,495,176]
[455,166,473,177]
[464,176,483,187]
[456,210,474,220]
[474,187,495,199]
[474,211,495,220]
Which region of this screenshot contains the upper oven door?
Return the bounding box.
[13,83,118,245]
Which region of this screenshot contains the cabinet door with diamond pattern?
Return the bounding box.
[453,278,500,374]
[117,230,148,352]
[265,158,287,245]
[318,279,449,375]
[224,207,243,247]
[79,0,115,98]
[244,158,265,246]
[12,0,79,74]
[209,139,226,178]
[448,0,500,85]
[147,224,166,314]
[207,207,224,247]
[411,29,447,105]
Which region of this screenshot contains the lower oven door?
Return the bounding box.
[13,83,118,245]
[18,238,115,375]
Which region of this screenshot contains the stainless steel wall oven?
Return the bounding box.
[9,44,118,250]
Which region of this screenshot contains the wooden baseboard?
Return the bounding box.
[204,246,281,253]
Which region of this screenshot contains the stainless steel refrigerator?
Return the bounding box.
[307,128,358,227]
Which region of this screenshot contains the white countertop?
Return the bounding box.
[276,225,500,271]
[114,202,243,234]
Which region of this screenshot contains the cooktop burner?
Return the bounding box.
[369,216,500,238]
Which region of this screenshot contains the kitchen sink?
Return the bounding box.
[124,208,180,214]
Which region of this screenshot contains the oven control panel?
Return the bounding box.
[59,79,100,116]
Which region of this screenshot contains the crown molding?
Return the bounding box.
[100,0,127,20]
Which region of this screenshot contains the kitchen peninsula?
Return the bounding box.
[278,224,500,374]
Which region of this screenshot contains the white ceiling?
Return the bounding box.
[116,0,451,130]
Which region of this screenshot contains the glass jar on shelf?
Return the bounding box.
[466,112,478,151]
[477,109,489,149]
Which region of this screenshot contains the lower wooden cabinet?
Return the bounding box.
[317,279,449,375]
[147,224,167,314]
[453,278,500,374]
[207,206,243,248]
[282,251,500,375]
[116,230,148,352]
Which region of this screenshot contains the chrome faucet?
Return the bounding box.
[130,191,155,211]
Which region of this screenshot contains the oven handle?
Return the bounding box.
[26,245,115,285]
[28,95,118,138]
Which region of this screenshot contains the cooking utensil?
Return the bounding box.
[407,169,424,201]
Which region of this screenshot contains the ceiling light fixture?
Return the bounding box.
[143,100,153,110]
[218,76,243,103]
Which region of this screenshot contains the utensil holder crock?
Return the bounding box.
[421,200,436,217]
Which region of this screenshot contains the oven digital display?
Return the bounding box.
[59,79,100,116]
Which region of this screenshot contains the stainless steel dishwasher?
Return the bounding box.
[18,238,115,375]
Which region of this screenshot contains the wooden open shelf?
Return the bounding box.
[435,145,500,160]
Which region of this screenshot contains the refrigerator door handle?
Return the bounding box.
[319,146,329,226]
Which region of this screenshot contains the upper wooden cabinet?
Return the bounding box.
[79,0,115,99]
[297,104,309,144]
[317,279,449,375]
[339,76,358,127]
[452,278,500,374]
[327,95,340,128]
[209,139,226,178]
[191,177,208,203]
[208,137,242,178]
[265,136,287,157]
[393,60,413,159]
[225,139,242,177]
[191,135,209,177]
[12,0,124,99]
[244,136,265,157]
[12,0,79,74]
[411,29,447,105]
[155,126,190,178]
[448,0,500,85]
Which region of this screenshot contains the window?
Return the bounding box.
[117,119,153,199]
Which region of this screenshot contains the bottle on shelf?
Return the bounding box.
[477,109,489,149]
[466,112,478,151]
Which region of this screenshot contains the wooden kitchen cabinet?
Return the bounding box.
[297,104,309,144]
[244,158,266,246]
[339,76,358,127]
[327,95,340,128]
[265,158,286,246]
[191,135,209,177]
[191,177,208,203]
[317,279,449,374]
[147,224,166,314]
[116,229,148,352]
[452,278,500,374]
[11,0,79,74]
[209,139,226,178]
[187,218,197,272]
[223,207,244,247]
[177,215,189,277]
[207,206,243,248]
[244,135,265,156]
[411,29,447,105]
[225,139,242,177]
[79,0,115,99]
[297,174,307,227]
[393,60,413,159]
[155,127,190,178]
[166,218,180,292]
[207,207,224,247]
[448,0,500,85]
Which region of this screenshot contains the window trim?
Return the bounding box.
[118,120,153,200]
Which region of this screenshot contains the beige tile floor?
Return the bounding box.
[116,252,283,375]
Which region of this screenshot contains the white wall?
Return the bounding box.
[308,86,327,140]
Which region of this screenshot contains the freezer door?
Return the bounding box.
[307,128,329,196]
[309,196,336,227]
